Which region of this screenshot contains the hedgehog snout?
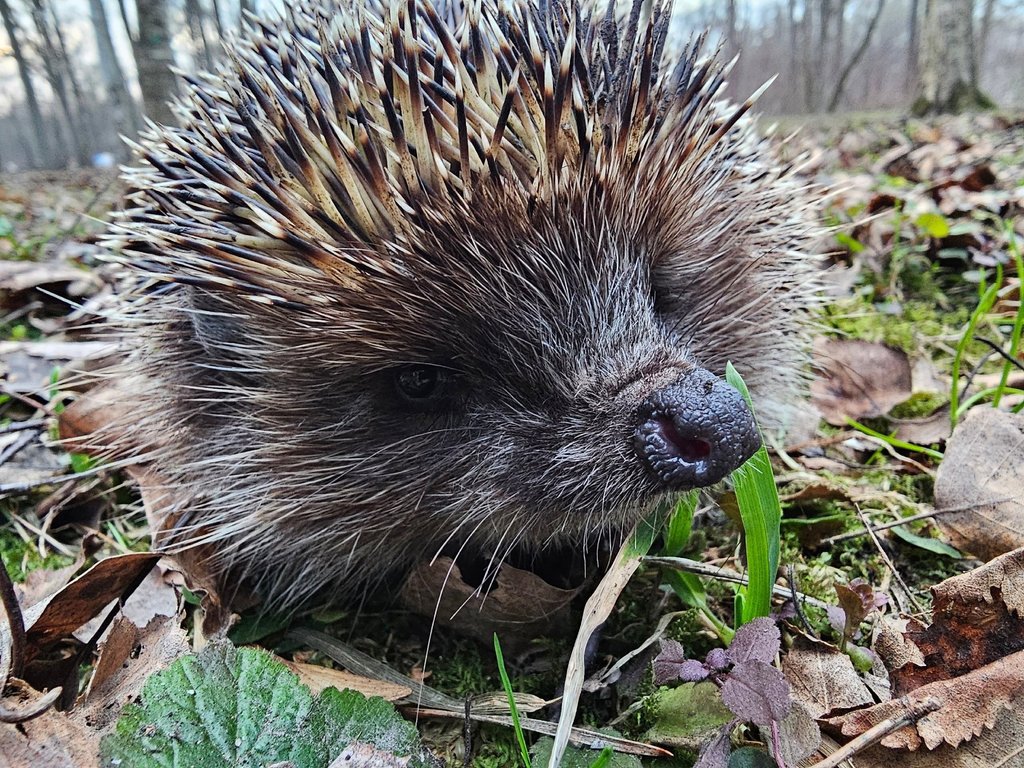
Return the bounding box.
[633,367,760,489]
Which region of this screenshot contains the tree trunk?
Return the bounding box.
[185,0,214,71]
[907,0,920,91]
[800,1,817,111]
[787,0,798,103]
[48,1,95,146]
[89,0,142,142]
[132,0,179,124]
[913,0,993,114]
[828,0,887,112]
[977,0,996,72]
[0,0,50,166]
[725,0,737,51]
[29,0,89,165]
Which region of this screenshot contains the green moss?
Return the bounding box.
[822,297,968,353]
[889,392,946,419]
[471,726,523,768]
[0,524,76,582]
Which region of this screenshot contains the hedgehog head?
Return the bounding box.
[108,0,817,606]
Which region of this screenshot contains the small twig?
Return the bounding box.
[785,565,816,638]
[5,508,77,558]
[0,418,47,436]
[0,386,57,418]
[0,430,38,465]
[586,611,689,691]
[645,556,834,610]
[822,506,945,545]
[463,698,473,768]
[0,686,62,724]
[770,719,785,768]
[64,175,118,236]
[806,696,942,768]
[973,335,1024,375]
[854,503,925,613]
[0,557,26,681]
[0,463,109,497]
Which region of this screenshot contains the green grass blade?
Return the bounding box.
[994,227,1024,408]
[845,418,944,460]
[494,633,532,768]
[952,268,1001,426]
[662,491,698,557]
[725,363,781,625]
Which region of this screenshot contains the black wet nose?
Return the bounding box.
[633,367,760,488]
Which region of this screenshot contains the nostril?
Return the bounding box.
[656,416,712,463]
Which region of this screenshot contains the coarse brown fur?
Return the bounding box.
[96,0,819,610]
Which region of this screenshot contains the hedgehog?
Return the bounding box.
[94,0,818,611]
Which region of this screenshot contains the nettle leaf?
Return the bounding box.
[834,578,887,641]
[100,640,424,768]
[705,648,729,671]
[725,618,779,666]
[719,661,791,727]
[653,639,690,685]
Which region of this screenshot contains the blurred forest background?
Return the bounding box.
[0,0,1020,171]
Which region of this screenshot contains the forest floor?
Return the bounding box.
[1,111,1024,768]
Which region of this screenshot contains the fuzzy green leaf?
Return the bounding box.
[100,641,424,768]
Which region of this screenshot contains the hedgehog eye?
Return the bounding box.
[395,365,449,404]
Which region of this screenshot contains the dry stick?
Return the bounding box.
[0,430,37,465]
[585,610,689,692]
[785,565,817,637]
[823,497,1012,546]
[0,418,47,435]
[0,558,25,681]
[0,464,110,497]
[644,556,833,610]
[806,696,942,768]
[0,685,63,724]
[854,503,925,613]
[462,698,472,768]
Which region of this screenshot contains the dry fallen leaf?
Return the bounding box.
[283,660,411,702]
[849,705,1024,768]
[891,404,952,446]
[18,552,160,661]
[73,614,190,735]
[933,407,1024,560]
[811,338,913,425]
[891,547,1024,693]
[825,647,1024,751]
[0,690,101,768]
[781,635,875,719]
[400,556,580,649]
[825,549,1024,762]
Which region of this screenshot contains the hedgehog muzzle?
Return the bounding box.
[634,367,760,489]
